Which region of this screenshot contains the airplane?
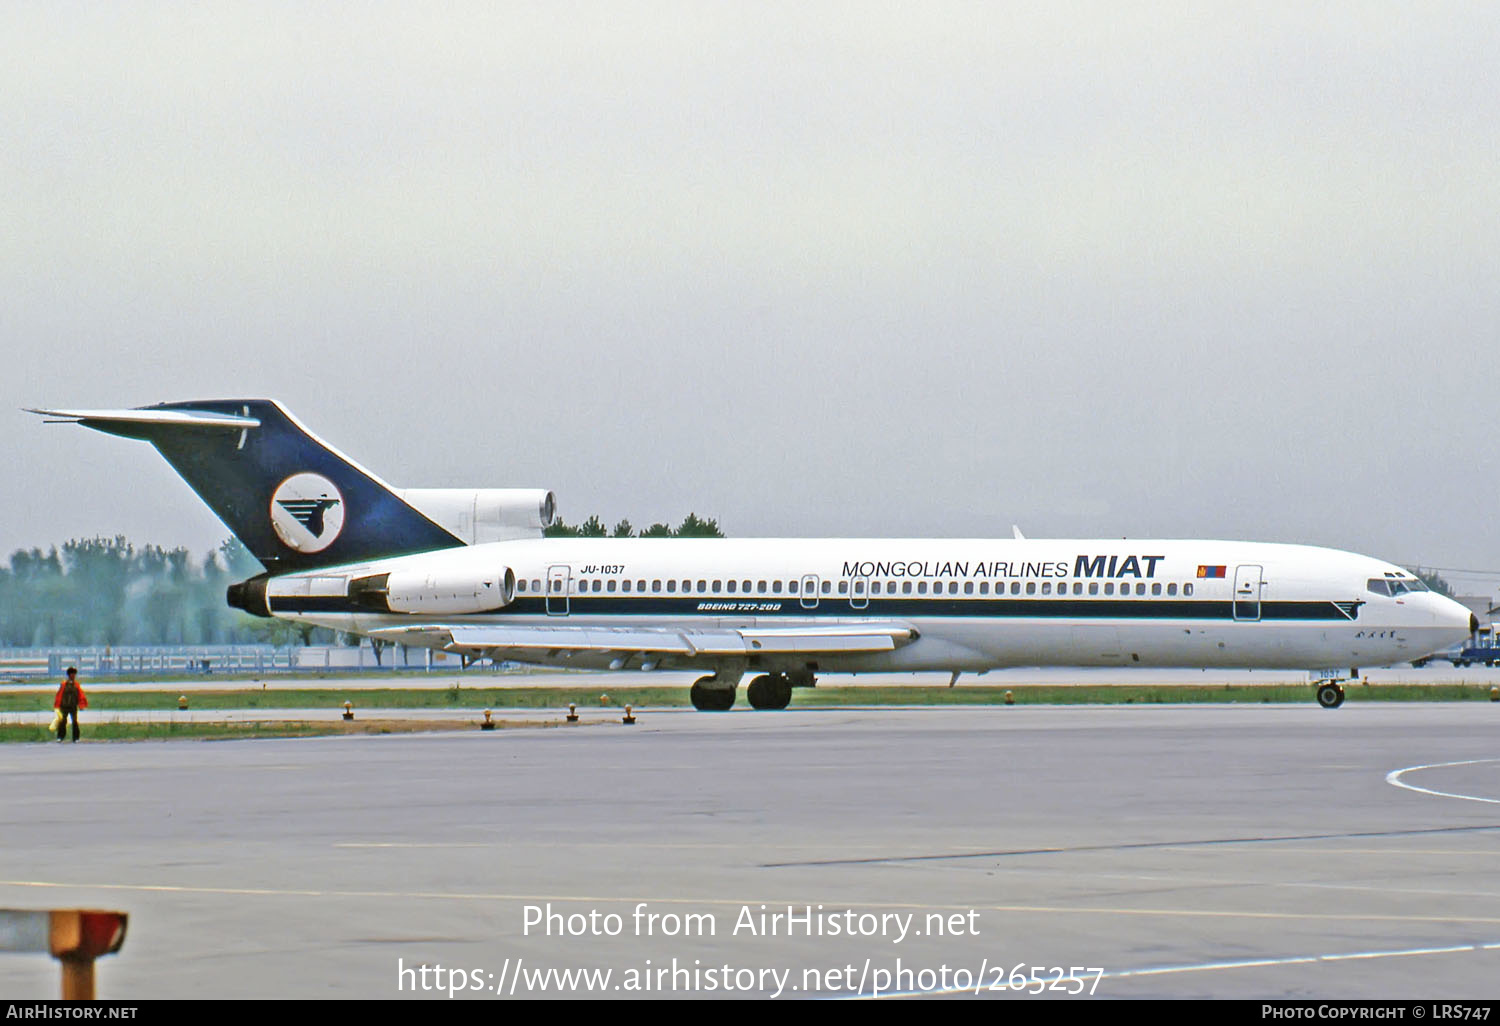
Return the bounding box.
[29,399,1475,710]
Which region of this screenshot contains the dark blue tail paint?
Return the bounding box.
[78,400,463,572]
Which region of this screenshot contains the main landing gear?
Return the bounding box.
[747,673,793,710]
[689,672,804,710]
[689,676,736,711]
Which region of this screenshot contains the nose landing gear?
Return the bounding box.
[1315,682,1346,708]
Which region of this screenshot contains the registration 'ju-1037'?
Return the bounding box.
[30,400,1473,710]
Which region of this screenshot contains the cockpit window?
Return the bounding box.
[1367,579,1390,596]
[1404,578,1429,592]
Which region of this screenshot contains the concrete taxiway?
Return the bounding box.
[1,704,1497,999]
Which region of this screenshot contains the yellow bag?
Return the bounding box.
[49,710,62,734]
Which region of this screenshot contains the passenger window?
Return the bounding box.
[903,581,913,594]
[681,580,690,592]
[607,580,617,592]
[533,580,541,592]
[743,580,751,592]
[948,581,958,594]
[517,580,526,592]
[772,580,782,593]
[854,580,865,594]
[1104,582,1114,595]
[1041,582,1052,595]
[1010,582,1021,595]
[712,580,722,591]
[1073,582,1083,595]
[872,582,882,595]
[667,580,676,593]
[1167,583,1177,596]
[637,580,645,592]
[1136,583,1146,596]
[979,581,989,595]
[918,582,928,595]
[726,580,736,593]
[652,580,661,593]
[788,580,798,594]
[1184,583,1194,596]
[1088,582,1098,595]
[1026,582,1037,595]
[758,581,767,593]
[838,581,848,594]
[964,581,974,595]
[595,580,603,592]
[822,581,831,594]
[697,580,707,593]
[1151,583,1161,596]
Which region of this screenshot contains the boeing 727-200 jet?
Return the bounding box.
[29,400,1474,709]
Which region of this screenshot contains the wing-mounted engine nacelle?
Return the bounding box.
[397,488,557,544]
[349,567,517,615]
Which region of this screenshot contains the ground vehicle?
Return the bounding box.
[1413,623,1500,667]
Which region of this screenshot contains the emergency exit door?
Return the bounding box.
[1233,564,1263,621]
[547,565,571,616]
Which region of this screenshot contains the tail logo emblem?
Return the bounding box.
[270,473,345,553]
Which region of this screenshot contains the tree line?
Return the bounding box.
[0,513,726,647]
[0,536,268,648]
[544,512,724,538]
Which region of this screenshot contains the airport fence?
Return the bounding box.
[0,643,453,678]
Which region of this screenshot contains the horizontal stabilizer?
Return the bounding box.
[26,407,260,430]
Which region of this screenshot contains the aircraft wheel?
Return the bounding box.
[1316,683,1345,709]
[690,677,736,711]
[747,674,793,710]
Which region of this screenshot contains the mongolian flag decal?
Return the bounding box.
[1197,565,1227,578]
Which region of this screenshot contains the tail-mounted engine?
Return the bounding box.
[348,567,517,615]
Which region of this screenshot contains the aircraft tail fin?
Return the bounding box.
[28,400,465,572]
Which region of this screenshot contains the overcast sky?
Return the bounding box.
[3,3,1498,591]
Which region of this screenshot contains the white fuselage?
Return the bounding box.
[263,538,1473,675]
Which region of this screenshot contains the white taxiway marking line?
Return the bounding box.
[3,880,1500,925]
[861,941,1498,999]
[1386,758,1500,805]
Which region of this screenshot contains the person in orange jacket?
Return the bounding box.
[53,666,88,742]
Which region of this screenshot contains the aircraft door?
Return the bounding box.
[800,574,819,610]
[1233,564,1263,621]
[547,565,571,616]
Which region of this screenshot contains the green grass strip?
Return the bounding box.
[1,682,1497,713]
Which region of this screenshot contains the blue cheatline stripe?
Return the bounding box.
[265,594,1350,621]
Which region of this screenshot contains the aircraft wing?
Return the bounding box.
[369,621,918,662]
